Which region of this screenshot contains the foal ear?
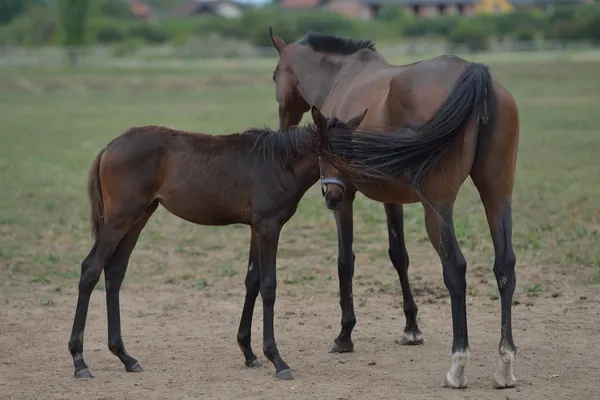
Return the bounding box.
[346,109,368,130]
[310,106,328,133]
[269,27,287,55]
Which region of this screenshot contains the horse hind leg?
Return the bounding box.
[105,202,158,373]
[423,202,469,389]
[384,203,423,345]
[471,93,519,389]
[472,171,517,389]
[68,209,144,378]
[237,229,261,368]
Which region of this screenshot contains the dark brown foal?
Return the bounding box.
[67,111,362,380]
[270,29,520,390]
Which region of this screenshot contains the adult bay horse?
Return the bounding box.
[67,111,363,380]
[269,29,520,389]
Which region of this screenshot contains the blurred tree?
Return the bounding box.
[58,0,90,66]
[0,0,45,24]
[93,0,132,19]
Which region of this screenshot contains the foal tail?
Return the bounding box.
[88,143,112,240]
[322,62,498,193]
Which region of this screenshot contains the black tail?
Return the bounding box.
[322,62,498,193]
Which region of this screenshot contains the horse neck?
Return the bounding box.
[292,51,384,109]
[291,154,320,191]
[291,52,344,109]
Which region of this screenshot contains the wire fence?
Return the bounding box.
[1,39,599,68]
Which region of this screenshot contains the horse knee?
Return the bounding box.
[388,247,409,271]
[337,250,355,269]
[260,280,276,307]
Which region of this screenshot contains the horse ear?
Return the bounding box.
[346,109,368,130]
[310,106,327,135]
[269,27,287,55]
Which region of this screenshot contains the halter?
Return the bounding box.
[319,156,346,197]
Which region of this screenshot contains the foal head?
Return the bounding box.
[310,106,367,210]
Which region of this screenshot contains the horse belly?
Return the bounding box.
[157,184,252,226]
[356,182,421,204]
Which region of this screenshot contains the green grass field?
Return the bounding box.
[0,50,599,298]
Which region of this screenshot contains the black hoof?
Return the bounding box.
[245,358,261,368]
[75,368,93,379]
[126,361,143,373]
[276,368,293,380]
[330,339,354,353]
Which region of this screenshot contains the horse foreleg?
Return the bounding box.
[330,196,357,353]
[255,220,291,379]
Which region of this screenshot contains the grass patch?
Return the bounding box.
[0,54,598,297]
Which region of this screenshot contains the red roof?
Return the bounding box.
[325,0,373,19]
[129,1,154,18]
[280,0,322,9]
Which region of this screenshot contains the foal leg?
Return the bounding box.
[384,203,423,345]
[255,221,291,379]
[330,196,357,353]
[424,203,469,389]
[105,203,157,372]
[237,229,261,368]
[68,212,140,378]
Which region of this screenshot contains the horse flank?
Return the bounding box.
[321,62,498,194]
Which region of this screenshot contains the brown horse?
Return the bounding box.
[67,111,364,380]
[269,29,520,389]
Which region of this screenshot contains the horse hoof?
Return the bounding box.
[442,373,467,389]
[396,331,424,346]
[276,369,293,380]
[245,359,261,368]
[329,340,354,353]
[75,368,93,379]
[493,371,516,389]
[126,362,143,373]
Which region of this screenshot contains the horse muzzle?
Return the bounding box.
[321,177,346,210]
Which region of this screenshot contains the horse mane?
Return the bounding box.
[295,31,376,55]
[249,124,318,167]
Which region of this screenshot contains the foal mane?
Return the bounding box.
[295,31,376,55]
[249,124,318,167]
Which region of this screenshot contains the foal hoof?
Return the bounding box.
[75,368,93,379]
[245,358,262,368]
[126,362,143,373]
[329,339,354,353]
[396,331,424,346]
[276,368,293,380]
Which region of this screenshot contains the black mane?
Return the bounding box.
[295,32,376,55]
[248,124,318,166]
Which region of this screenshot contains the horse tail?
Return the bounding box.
[322,62,498,193]
[88,142,113,240]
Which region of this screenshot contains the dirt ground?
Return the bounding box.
[2,260,599,400]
